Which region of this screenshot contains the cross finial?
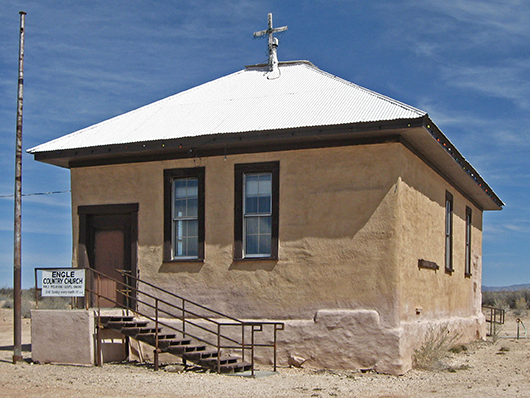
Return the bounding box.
[254,13,287,76]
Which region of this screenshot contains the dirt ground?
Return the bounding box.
[1,308,530,398]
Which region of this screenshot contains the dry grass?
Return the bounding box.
[0,287,70,318]
[412,326,459,371]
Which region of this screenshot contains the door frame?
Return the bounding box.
[78,203,139,308]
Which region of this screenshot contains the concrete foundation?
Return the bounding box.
[30,307,485,374]
[31,309,128,365]
[272,310,486,375]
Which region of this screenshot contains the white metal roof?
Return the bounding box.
[28,61,426,153]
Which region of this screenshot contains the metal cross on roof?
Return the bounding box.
[254,13,287,73]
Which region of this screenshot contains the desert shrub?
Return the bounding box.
[2,299,14,309]
[413,326,459,371]
[0,287,71,317]
[514,297,528,316]
[0,286,12,301]
[22,288,36,301]
[448,344,467,354]
[482,289,530,311]
[38,296,71,310]
[21,299,34,318]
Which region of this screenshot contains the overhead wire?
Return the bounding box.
[0,190,71,199]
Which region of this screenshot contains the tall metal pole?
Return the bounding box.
[13,10,26,364]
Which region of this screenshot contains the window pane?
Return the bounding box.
[259,235,271,255]
[175,238,184,256]
[445,234,451,269]
[187,198,198,217]
[187,237,198,257]
[172,177,200,258]
[445,205,451,233]
[187,178,198,196]
[173,220,199,257]
[246,234,258,255]
[246,217,259,234]
[244,216,271,256]
[174,179,188,199]
[258,196,271,214]
[466,212,472,241]
[187,220,198,237]
[245,173,272,215]
[258,174,271,194]
[237,166,276,259]
[245,197,258,214]
[246,175,260,195]
[174,199,187,218]
[175,220,184,238]
[259,216,271,234]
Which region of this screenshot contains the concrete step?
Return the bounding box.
[216,361,252,373]
[121,327,161,337]
[105,321,149,330]
[168,345,213,357]
[197,355,238,367]
[100,316,135,324]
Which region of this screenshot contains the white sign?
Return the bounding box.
[41,269,85,297]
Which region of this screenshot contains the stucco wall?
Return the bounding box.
[68,141,486,373]
[394,145,484,327]
[71,143,403,325]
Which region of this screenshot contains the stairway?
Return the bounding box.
[99,315,252,373]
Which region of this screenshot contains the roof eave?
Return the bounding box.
[30,117,425,167]
[407,116,503,210]
[30,115,503,211]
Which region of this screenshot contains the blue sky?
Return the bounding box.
[0,0,528,288]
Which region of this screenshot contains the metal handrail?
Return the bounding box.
[482,305,505,336]
[123,272,245,324]
[34,267,284,375]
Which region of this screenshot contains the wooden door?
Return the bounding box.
[89,214,131,308]
[78,204,138,309]
[93,227,126,307]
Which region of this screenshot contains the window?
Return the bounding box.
[445,191,453,273]
[234,162,279,259]
[164,167,205,261]
[465,206,472,276]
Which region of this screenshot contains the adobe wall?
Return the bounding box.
[68,141,486,374]
[71,143,403,326]
[394,145,484,323]
[393,144,486,365]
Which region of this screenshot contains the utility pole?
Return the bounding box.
[13,10,26,364]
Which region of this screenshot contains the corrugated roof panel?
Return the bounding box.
[28,62,426,153]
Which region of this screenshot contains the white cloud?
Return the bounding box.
[441,62,530,109]
[413,0,530,40]
[504,223,530,233]
[381,1,530,110]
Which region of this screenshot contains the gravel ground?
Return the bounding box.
[1,308,530,397]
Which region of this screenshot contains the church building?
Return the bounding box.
[28,15,503,374]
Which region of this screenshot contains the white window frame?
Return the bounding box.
[172,177,199,260]
[243,172,273,258]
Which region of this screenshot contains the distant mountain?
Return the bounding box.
[482,284,530,292]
